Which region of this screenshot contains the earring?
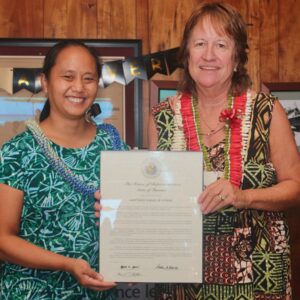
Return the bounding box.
[85,103,102,124]
[90,103,101,117]
[85,109,93,123]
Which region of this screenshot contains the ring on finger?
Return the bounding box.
[218,194,225,201]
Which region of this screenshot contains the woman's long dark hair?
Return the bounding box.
[39,40,101,122]
[178,2,251,97]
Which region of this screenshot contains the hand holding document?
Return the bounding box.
[100,151,203,283]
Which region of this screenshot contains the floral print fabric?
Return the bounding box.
[0,128,120,300]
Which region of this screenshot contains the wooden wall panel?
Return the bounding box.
[278,0,300,82]
[96,0,112,39]
[66,0,97,38]
[0,0,43,37]
[97,0,136,39]
[148,0,198,52]
[245,0,260,91]
[148,0,198,81]
[44,0,98,39]
[136,0,149,54]
[44,0,68,38]
[260,0,279,83]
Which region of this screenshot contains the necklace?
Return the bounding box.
[26,119,98,196]
[201,116,219,132]
[199,124,225,136]
[197,98,227,136]
[200,114,222,135]
[178,91,251,187]
[193,95,232,172]
[26,119,125,196]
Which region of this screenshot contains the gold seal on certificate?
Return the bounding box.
[100,151,203,283]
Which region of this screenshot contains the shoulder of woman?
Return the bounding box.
[151,92,182,115]
[1,129,32,152]
[249,90,278,111]
[97,123,120,139]
[247,91,279,128]
[97,123,128,150]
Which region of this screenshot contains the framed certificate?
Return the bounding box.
[100,151,203,283]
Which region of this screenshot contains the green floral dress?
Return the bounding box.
[0,126,125,300]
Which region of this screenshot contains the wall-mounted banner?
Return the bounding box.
[101,60,126,87]
[13,68,42,94]
[12,47,180,91]
[143,51,168,78]
[164,47,181,74]
[100,47,180,86]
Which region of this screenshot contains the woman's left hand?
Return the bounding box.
[66,257,116,291]
[94,190,102,226]
[198,178,244,214]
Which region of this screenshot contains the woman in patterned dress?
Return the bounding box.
[148,2,300,299]
[0,40,124,299]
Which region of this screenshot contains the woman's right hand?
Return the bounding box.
[67,257,116,291]
[199,178,243,214]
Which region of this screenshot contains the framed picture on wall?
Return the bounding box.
[0,38,142,148]
[262,82,300,150]
[150,80,178,107]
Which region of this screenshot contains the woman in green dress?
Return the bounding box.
[148,2,300,299]
[0,40,125,299]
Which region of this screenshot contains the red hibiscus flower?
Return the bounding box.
[219,108,242,124]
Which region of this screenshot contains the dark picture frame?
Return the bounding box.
[150,80,178,107]
[261,82,300,93]
[0,38,142,148]
[262,82,300,150]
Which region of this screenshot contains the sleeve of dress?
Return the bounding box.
[97,123,130,150]
[0,139,25,191]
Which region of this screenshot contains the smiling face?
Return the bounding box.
[187,16,237,94]
[41,45,99,121]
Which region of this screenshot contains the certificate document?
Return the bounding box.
[100,151,203,283]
